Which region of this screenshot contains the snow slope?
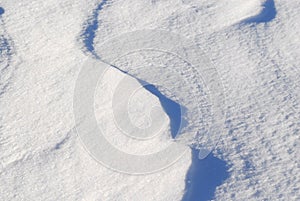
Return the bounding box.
[0,1,190,200]
[0,0,299,200]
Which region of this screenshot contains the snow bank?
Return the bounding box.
[0,0,299,200]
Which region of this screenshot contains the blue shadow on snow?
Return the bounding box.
[81,0,108,55]
[244,0,276,23]
[145,84,230,201]
[81,4,230,200]
[81,1,184,139]
[182,149,230,201]
[143,84,183,139]
[0,7,4,16]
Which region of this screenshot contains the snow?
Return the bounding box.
[0,0,299,200]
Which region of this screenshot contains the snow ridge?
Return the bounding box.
[81,0,110,57]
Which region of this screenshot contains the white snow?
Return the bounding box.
[0,0,299,200]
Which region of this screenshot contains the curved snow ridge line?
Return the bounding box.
[80,0,110,58]
[79,3,224,155]
[243,0,277,24]
[96,30,225,154]
[111,49,213,141]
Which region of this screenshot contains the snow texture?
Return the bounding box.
[0,0,299,200]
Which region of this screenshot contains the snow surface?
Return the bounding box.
[0,0,299,200]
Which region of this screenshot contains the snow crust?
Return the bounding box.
[0,0,299,200]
